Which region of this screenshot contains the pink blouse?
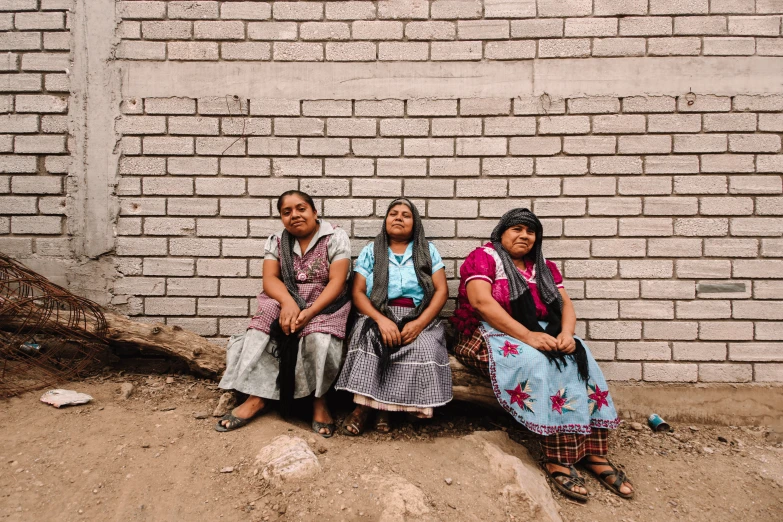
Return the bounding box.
[450,243,564,336]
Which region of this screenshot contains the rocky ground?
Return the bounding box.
[1,371,782,521]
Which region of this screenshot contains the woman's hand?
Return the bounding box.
[556,332,576,354]
[279,300,301,335]
[294,307,315,332]
[376,316,402,348]
[524,331,558,352]
[400,319,425,345]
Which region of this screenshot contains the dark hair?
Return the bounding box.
[276,190,316,213]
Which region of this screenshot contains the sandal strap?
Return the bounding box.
[599,468,627,486]
[586,458,632,489]
[547,463,586,487]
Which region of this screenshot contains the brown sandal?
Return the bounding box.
[581,457,634,499]
[375,411,391,433]
[542,460,589,502]
[342,407,369,436]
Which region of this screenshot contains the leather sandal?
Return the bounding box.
[582,457,634,499]
[312,421,336,438]
[542,459,589,502]
[342,407,369,436]
[375,411,391,433]
[214,404,270,432]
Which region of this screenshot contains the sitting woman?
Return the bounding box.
[451,208,633,502]
[217,190,351,438]
[336,198,451,434]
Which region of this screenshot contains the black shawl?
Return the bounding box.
[490,208,590,382]
[359,198,434,371]
[271,224,350,417]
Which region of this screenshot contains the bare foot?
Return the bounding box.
[219,396,265,428]
[582,456,633,496]
[545,462,588,496]
[312,397,333,435]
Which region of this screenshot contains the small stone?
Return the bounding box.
[166,377,174,384]
[444,478,453,485]
[160,406,176,412]
[630,422,644,431]
[220,467,234,473]
[278,505,287,515]
[703,447,714,454]
[717,436,728,443]
[119,383,134,400]
[689,426,699,432]
[213,392,236,417]
[194,412,209,420]
[141,443,150,448]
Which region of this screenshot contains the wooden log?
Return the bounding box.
[5,308,502,407]
[102,312,225,378]
[104,314,502,408]
[449,356,502,409]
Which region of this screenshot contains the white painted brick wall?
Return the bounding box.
[4,1,783,383]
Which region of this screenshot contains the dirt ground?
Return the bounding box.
[1,372,782,522]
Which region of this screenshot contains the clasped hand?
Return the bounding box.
[377,317,424,347]
[279,302,315,335]
[525,331,576,354]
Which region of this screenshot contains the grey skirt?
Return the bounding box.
[218,328,345,400]
[335,306,453,409]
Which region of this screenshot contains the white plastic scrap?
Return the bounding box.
[40,389,93,408]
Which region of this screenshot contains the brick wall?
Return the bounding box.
[3,1,783,383]
[114,91,783,383]
[0,0,71,259]
[115,0,783,61]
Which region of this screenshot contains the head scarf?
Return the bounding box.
[272,222,351,417]
[370,198,434,321]
[361,198,434,370]
[491,208,589,382]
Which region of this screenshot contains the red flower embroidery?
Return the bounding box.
[587,383,610,414]
[505,380,535,413]
[500,340,519,357]
[550,388,574,414]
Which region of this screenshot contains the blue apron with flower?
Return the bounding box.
[481,321,620,436]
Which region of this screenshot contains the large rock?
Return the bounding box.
[254,435,321,485]
[466,431,562,522]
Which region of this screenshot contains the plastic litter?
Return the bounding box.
[40,389,93,408]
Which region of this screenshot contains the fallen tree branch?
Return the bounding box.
[103,312,501,408]
[102,312,225,378]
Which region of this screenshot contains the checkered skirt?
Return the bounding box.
[335,306,453,409]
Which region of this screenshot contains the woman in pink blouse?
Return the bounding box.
[451,208,633,502]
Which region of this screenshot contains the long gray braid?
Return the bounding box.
[370,198,434,322]
[278,224,350,316]
[490,208,590,383]
[360,198,434,372]
[278,230,308,309]
[274,222,351,418]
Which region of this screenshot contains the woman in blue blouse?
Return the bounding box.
[335,198,451,435]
